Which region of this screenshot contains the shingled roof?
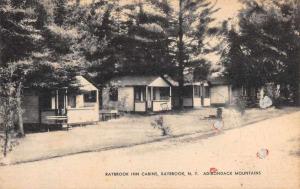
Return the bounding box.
[163,75,208,87]
[107,76,167,87]
[208,76,229,85]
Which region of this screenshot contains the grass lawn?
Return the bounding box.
[1,106,299,165]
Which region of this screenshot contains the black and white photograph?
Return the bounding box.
[0,0,299,188]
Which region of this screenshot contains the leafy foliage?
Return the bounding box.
[222,0,300,103]
[174,0,221,108]
[151,116,171,136]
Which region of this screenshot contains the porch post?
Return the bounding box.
[96,89,99,109]
[145,86,148,110]
[55,90,58,115]
[169,86,172,110]
[151,87,154,111]
[65,89,68,109]
[192,85,194,107]
[151,87,153,100]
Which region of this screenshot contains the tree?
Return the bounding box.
[65,0,117,84]
[174,0,220,108]
[222,0,300,104]
[67,0,220,93]
[53,0,67,26]
[0,62,31,156]
[0,0,83,142]
[0,0,45,137]
[119,0,175,77]
[66,0,175,84]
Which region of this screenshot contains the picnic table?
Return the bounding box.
[100,110,120,121]
[45,115,70,131]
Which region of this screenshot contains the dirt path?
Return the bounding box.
[0,111,299,189]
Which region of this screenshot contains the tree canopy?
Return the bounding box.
[222,0,299,102]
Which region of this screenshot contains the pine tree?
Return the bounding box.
[173,0,220,108]
[66,0,120,84]
[0,0,83,139]
[223,0,300,104]
[53,0,67,26]
[0,0,45,137]
[119,0,175,76]
[0,0,41,65]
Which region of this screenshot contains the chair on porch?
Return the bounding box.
[160,103,169,111]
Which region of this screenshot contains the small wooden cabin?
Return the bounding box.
[101,76,172,112]
[23,76,99,130]
[164,76,211,108]
[174,82,211,108]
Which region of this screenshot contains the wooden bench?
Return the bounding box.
[45,116,70,131]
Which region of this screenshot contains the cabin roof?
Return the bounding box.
[163,75,208,87]
[73,76,98,91]
[107,76,171,87]
[208,76,229,85]
[23,75,98,92]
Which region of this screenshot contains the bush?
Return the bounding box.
[0,129,19,158]
[151,116,171,136]
[235,96,246,115]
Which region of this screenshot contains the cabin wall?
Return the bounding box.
[119,87,134,111]
[23,93,40,124]
[67,90,99,124]
[102,87,134,111]
[183,98,193,107]
[0,93,40,125]
[76,95,85,108]
[41,110,56,124]
[193,97,201,107]
[67,108,99,124]
[134,102,146,112]
[210,85,230,105]
[203,98,211,106]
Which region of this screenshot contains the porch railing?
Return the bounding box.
[152,100,171,112]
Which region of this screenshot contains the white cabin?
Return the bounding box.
[102,76,172,112]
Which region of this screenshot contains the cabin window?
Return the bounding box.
[84,90,97,103]
[40,93,52,110]
[159,88,170,100]
[109,87,118,101]
[134,87,146,102]
[204,86,210,98]
[194,86,201,97]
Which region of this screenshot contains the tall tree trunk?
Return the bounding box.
[16,82,25,137]
[296,52,300,106]
[4,88,14,157]
[178,0,184,109]
[3,125,8,157]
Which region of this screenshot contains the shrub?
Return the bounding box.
[235,96,246,115]
[151,116,171,136]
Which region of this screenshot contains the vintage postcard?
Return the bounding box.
[0,0,299,188]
